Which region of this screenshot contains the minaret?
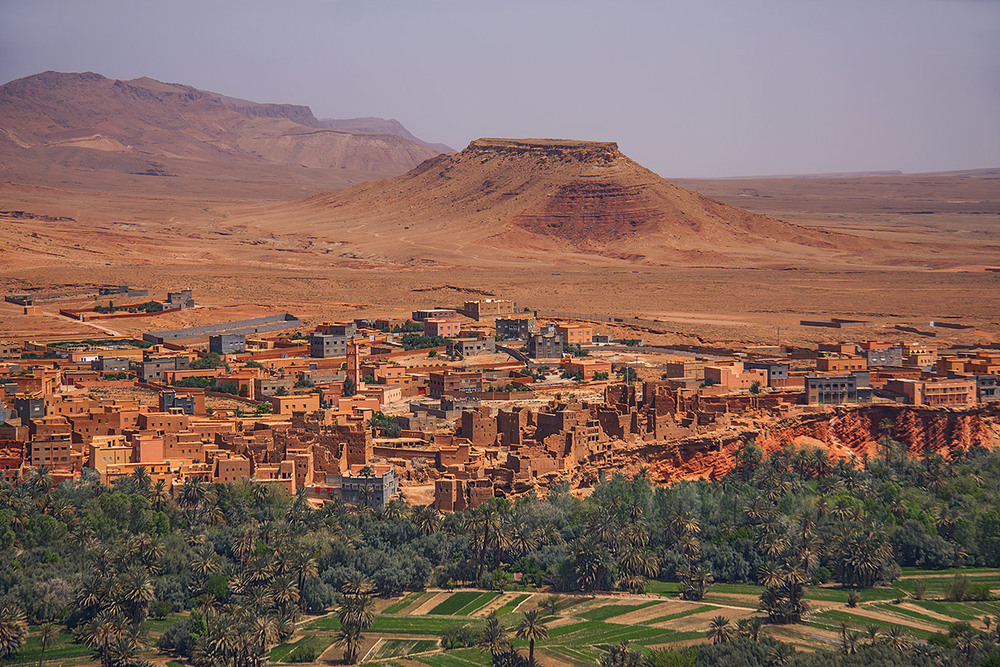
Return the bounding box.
[347,339,363,390]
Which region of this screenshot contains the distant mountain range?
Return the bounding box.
[0,71,451,192]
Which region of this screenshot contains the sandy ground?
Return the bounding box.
[829,605,942,633]
[612,600,693,624]
[1,166,999,349]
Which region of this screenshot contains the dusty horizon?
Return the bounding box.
[2,0,999,178]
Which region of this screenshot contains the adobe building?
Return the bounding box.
[815,355,868,373]
[423,316,462,338]
[160,390,202,415]
[88,435,131,482]
[902,342,938,371]
[556,323,593,347]
[560,358,612,381]
[253,460,297,495]
[662,359,710,380]
[704,361,768,392]
[166,289,195,309]
[886,377,977,406]
[858,342,903,368]
[434,475,494,511]
[527,325,563,360]
[269,393,321,415]
[496,317,536,340]
[412,308,458,322]
[91,357,129,373]
[209,334,247,355]
[460,299,516,321]
[744,360,790,387]
[446,337,496,358]
[310,323,358,359]
[805,373,872,405]
[140,355,191,383]
[214,452,252,484]
[428,370,483,398]
[337,464,399,508]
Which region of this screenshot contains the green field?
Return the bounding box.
[641,605,714,626]
[413,649,492,666]
[270,634,334,662]
[454,592,502,616]
[2,629,91,665]
[384,592,424,614]
[428,592,483,615]
[284,572,1000,665]
[372,616,474,636]
[579,601,660,622]
[367,638,440,660]
[493,593,531,616]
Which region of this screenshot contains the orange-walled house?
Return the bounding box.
[423,317,462,338]
[269,393,321,415]
[557,324,593,346]
[888,377,977,406]
[253,460,296,495]
[137,411,190,433]
[88,435,131,482]
[214,452,251,484]
[816,355,868,373]
[560,358,612,381]
[703,361,768,392]
[132,434,165,463]
[164,432,207,464]
[105,461,173,489]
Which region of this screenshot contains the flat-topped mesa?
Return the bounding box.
[464,138,622,164]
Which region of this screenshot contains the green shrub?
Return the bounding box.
[284,646,320,663]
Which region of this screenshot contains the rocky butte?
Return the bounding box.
[239,137,869,267]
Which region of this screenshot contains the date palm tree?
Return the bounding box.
[509,519,539,558]
[514,609,548,666]
[79,610,128,667]
[340,573,375,599]
[883,625,908,651]
[768,642,796,665]
[0,606,27,659]
[268,574,300,615]
[249,614,278,656]
[177,478,207,524]
[334,625,363,665]
[736,616,762,642]
[129,466,151,495]
[151,479,170,511]
[38,622,57,667]
[540,596,561,618]
[412,506,442,536]
[117,568,155,625]
[600,640,644,667]
[707,615,733,645]
[477,615,509,660]
[336,593,375,632]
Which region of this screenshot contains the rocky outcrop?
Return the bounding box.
[589,404,1000,486]
[464,138,621,164]
[226,102,318,126]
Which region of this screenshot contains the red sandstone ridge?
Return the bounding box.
[241,138,871,267]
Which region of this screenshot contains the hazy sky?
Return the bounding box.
[2,0,998,177]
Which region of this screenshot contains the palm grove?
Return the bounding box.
[0,428,999,666]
